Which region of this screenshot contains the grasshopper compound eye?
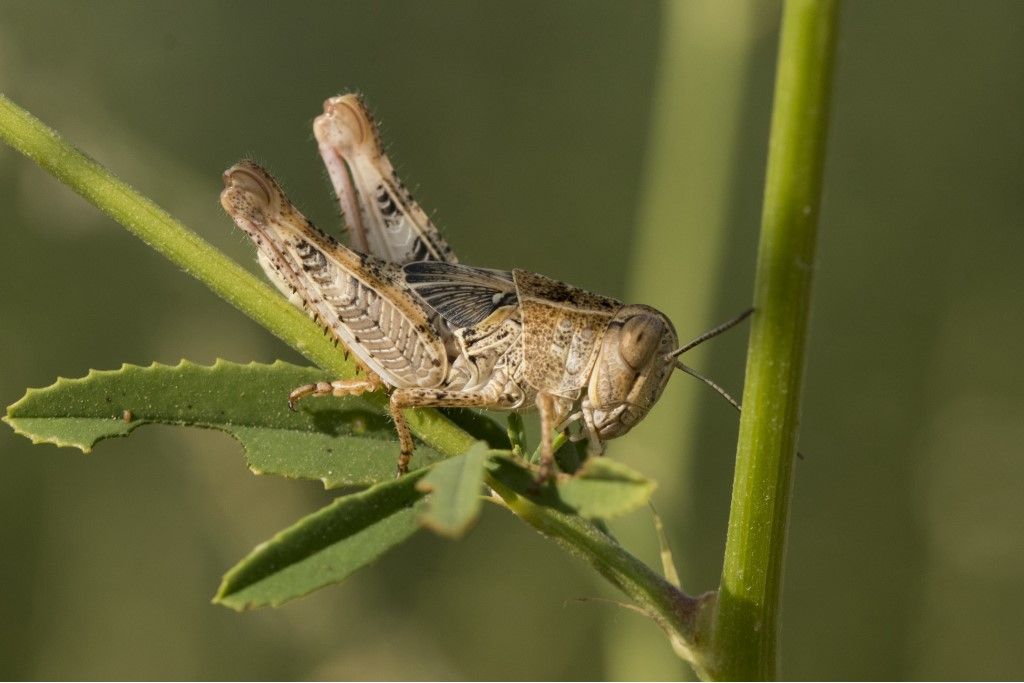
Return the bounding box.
[618,313,666,372]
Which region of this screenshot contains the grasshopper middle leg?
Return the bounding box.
[287,372,383,411]
[388,388,522,476]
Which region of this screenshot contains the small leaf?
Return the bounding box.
[3,360,445,486]
[487,455,656,519]
[215,471,427,610]
[562,458,658,518]
[416,442,491,537]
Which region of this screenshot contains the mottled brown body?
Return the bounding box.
[221,94,687,481]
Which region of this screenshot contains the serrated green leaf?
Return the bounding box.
[416,441,491,538]
[487,455,657,519]
[3,360,444,486]
[215,472,427,610]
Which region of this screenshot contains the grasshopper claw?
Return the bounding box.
[395,452,411,478]
[287,382,321,412]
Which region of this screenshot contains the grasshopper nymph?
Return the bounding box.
[220,94,750,482]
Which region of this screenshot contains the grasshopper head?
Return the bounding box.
[584,305,678,447]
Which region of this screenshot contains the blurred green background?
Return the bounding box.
[1,1,1022,679]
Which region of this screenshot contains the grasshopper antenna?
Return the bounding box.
[666,307,752,411]
[674,361,742,413]
[667,306,754,359]
[667,308,805,460]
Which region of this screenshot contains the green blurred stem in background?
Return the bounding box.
[613,1,766,676]
[709,0,839,678]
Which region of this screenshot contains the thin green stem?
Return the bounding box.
[0,94,471,456]
[709,1,839,679]
[0,96,353,379]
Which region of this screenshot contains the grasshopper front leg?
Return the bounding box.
[535,392,575,485]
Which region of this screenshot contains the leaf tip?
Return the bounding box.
[211,586,250,612]
[2,415,94,453]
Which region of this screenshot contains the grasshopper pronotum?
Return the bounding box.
[220,94,750,482]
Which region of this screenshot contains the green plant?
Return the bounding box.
[0,0,837,677]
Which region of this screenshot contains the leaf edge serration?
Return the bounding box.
[3,359,313,452]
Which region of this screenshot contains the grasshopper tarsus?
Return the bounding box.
[395,456,411,478]
[287,383,315,412]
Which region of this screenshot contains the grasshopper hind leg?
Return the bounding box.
[313,94,458,265]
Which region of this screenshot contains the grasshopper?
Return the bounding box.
[220,94,750,482]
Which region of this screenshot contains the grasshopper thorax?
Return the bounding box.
[584,304,678,447]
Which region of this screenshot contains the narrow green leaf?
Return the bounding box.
[650,504,682,589]
[487,455,657,519]
[416,442,490,538]
[216,472,427,610]
[3,360,444,486]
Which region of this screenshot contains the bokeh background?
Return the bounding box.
[1,1,1022,679]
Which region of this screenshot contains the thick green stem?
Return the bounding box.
[709,1,839,679]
